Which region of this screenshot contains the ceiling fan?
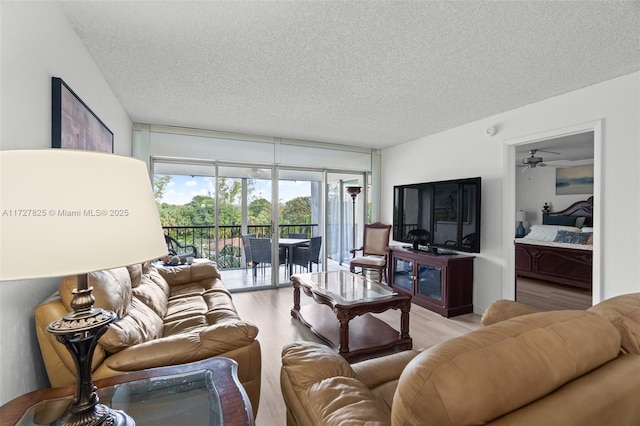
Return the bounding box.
[520,149,560,170]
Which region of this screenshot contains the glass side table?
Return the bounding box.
[0,357,254,426]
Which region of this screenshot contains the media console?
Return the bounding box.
[387,246,474,317]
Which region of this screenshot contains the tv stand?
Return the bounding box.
[388,246,474,317]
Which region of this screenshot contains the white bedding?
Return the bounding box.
[515,237,593,251]
[515,224,593,250]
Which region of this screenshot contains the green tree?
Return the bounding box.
[280,196,311,224]
[153,175,172,202]
[248,198,271,225]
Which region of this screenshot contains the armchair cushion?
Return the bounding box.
[350,255,385,267]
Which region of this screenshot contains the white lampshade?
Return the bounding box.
[516,209,526,222]
[0,149,167,281]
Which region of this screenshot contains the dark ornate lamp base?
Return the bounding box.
[47,275,135,426]
[61,403,135,426]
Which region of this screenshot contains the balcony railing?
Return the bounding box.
[162,224,319,269]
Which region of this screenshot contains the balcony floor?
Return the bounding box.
[221,259,382,291]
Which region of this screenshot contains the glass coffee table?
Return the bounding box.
[291,270,412,362]
[0,357,254,426]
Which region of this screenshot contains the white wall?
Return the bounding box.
[0,2,132,404]
[516,164,593,233]
[382,72,640,314]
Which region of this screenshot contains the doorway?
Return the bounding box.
[504,121,602,308]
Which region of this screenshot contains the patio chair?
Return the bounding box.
[288,233,307,239]
[291,236,322,273]
[349,222,391,282]
[241,234,257,273]
[249,238,286,279]
[165,234,197,259]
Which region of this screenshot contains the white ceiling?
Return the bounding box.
[516,131,595,167]
[59,1,639,150]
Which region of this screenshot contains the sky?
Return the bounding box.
[158,175,310,205]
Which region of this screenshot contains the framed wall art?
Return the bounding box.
[51,77,113,152]
[556,164,594,195]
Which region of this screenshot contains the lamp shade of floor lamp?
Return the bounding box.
[0,149,168,426]
[346,186,361,251]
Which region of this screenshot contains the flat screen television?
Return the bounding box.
[393,177,481,253]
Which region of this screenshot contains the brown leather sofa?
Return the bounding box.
[281,293,640,425]
[35,261,261,417]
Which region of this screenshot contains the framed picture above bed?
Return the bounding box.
[555,164,594,195]
[51,77,114,152]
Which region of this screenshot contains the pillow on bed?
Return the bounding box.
[575,217,586,228]
[554,230,591,244]
[581,226,594,233]
[525,225,581,242]
[542,215,577,226]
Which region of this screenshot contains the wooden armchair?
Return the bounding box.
[349,222,391,282]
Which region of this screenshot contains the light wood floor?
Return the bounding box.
[515,277,592,311]
[230,286,482,426]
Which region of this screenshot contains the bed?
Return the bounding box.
[515,197,593,290]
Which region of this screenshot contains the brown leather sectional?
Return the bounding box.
[281,293,640,425]
[34,261,261,417]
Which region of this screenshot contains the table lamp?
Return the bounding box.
[0,149,167,426]
[516,209,526,238]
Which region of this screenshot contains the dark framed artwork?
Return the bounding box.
[556,164,594,195]
[52,77,114,152]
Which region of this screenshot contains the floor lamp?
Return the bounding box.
[0,149,168,426]
[346,186,361,251]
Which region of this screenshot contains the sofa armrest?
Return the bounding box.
[589,292,640,354]
[281,341,390,425]
[351,349,420,389]
[481,299,540,326]
[34,294,107,387]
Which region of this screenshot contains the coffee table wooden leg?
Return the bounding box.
[336,310,350,354]
[400,299,411,340]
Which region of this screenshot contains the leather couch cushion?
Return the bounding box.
[589,292,640,354]
[392,310,621,425]
[99,297,163,353]
[126,263,143,288]
[58,267,132,318]
[159,261,221,286]
[132,274,168,318]
[105,320,258,370]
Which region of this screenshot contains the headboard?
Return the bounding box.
[542,196,593,227]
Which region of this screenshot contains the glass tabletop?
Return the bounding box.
[298,270,397,303]
[16,370,222,426]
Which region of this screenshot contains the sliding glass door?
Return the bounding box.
[152,157,368,290]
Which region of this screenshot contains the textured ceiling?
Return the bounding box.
[59,1,639,149]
